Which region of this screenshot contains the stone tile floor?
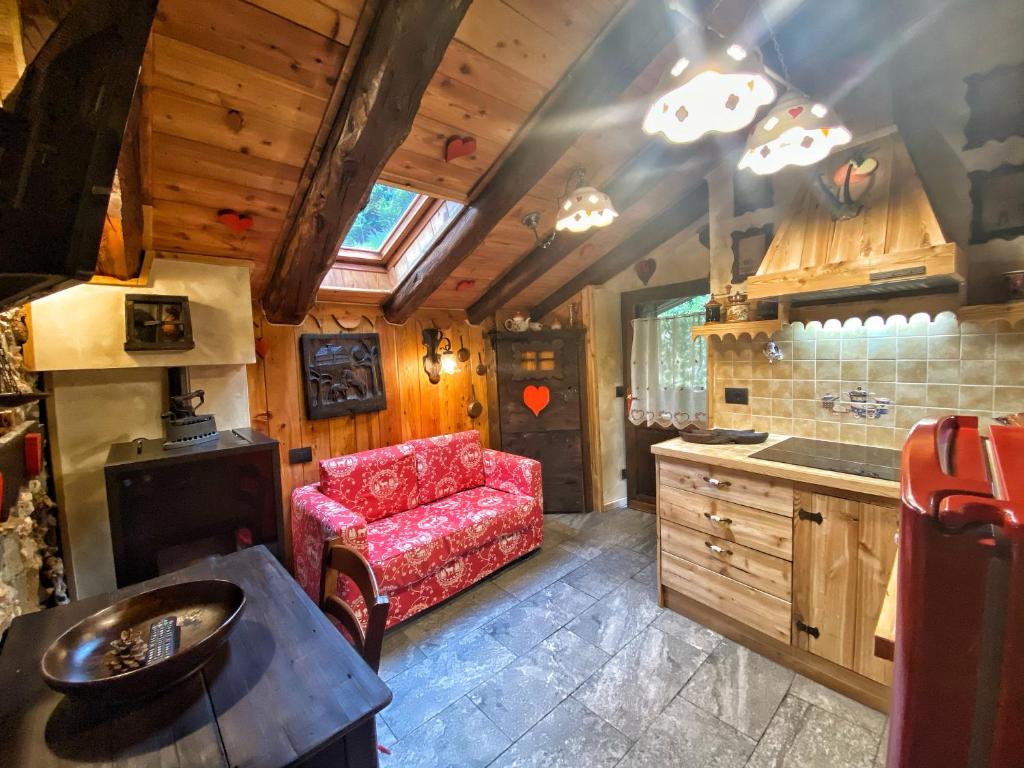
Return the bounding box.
[377,509,889,767]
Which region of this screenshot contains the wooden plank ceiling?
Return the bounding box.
[143,0,630,296]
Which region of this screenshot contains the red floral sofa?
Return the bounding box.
[291,430,543,628]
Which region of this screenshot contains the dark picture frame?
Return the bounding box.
[124,294,195,351]
[731,224,774,284]
[968,164,1024,243]
[963,62,1024,150]
[300,333,387,420]
[733,169,774,216]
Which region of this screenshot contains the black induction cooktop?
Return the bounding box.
[750,437,901,482]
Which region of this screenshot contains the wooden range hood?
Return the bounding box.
[745,128,965,305]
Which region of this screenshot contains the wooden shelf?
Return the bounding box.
[691,319,783,340]
[956,300,1024,326]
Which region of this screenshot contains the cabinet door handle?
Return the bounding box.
[702,476,731,490]
[796,620,820,639]
[703,513,733,525]
[704,541,733,556]
[798,508,824,525]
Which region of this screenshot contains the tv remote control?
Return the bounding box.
[145,616,180,665]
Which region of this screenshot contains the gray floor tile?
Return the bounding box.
[566,579,663,654]
[379,626,427,681]
[875,718,890,767]
[630,561,657,586]
[617,696,756,768]
[487,697,631,768]
[377,717,397,748]
[681,640,795,739]
[652,609,723,652]
[469,628,608,740]
[789,675,887,736]
[573,625,706,738]
[492,544,586,601]
[560,546,652,599]
[384,697,510,768]
[401,581,519,657]
[381,629,515,739]
[481,580,596,656]
[746,694,879,768]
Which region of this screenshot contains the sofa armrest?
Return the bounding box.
[483,448,543,502]
[290,484,368,602]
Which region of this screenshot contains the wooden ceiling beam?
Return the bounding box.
[260,0,470,325]
[529,165,716,320]
[382,0,688,325]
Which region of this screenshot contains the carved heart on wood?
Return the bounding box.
[635,258,657,285]
[522,385,550,417]
[445,135,477,162]
[217,209,254,234]
[254,337,270,359]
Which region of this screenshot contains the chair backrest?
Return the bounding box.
[320,544,389,672]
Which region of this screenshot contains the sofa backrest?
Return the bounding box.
[319,443,419,523]
[407,430,485,505]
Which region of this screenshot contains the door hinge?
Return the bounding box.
[798,508,824,525]
[795,620,820,639]
[621,468,627,480]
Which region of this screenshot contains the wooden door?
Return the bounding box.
[792,490,861,669]
[495,330,589,513]
[853,501,899,684]
[621,280,709,510]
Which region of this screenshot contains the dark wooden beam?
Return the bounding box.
[529,176,712,321]
[466,141,702,324]
[261,0,470,325]
[117,91,144,276]
[383,0,688,325]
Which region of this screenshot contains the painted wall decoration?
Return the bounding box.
[217,209,254,234]
[969,163,1024,243]
[522,384,550,417]
[444,135,477,162]
[299,333,386,420]
[634,258,657,286]
[730,224,774,284]
[963,62,1024,149]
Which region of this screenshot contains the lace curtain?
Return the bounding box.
[629,313,708,429]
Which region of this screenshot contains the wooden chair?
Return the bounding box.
[320,544,389,673]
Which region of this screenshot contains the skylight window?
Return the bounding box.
[342,183,420,252]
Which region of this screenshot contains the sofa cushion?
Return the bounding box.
[366,505,462,592]
[408,430,485,505]
[319,443,419,523]
[424,487,540,558]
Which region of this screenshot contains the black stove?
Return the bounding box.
[750,437,901,482]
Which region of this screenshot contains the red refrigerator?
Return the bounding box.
[891,416,1023,767]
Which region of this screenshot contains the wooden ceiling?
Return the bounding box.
[141,0,631,296]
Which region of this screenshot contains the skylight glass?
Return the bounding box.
[342,183,418,252]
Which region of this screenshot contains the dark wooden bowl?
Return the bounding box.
[40,579,245,702]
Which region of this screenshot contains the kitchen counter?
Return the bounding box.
[651,434,900,500]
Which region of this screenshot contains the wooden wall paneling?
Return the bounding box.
[151,134,303,197]
[435,39,547,114]
[0,0,24,101]
[417,70,530,147]
[244,0,362,44]
[149,169,294,222]
[829,138,895,265]
[854,502,899,685]
[580,286,604,511]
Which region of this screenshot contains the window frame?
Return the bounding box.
[336,188,431,266]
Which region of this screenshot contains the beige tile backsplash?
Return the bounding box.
[713,311,1024,449]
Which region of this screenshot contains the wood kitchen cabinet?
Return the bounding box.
[792,488,899,685]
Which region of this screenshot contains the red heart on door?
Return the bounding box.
[445,135,477,162]
[522,385,550,417]
[217,209,254,234]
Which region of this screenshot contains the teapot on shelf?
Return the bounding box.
[504,313,531,332]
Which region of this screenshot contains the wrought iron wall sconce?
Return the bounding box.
[522,212,555,249]
[422,327,457,384]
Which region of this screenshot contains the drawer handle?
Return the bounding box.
[703,513,733,525]
[704,541,733,556]
[701,476,731,490]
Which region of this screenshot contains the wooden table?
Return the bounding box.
[0,547,392,767]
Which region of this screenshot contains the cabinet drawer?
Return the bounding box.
[660,484,793,559]
[659,459,793,516]
[661,552,791,644]
[661,520,792,600]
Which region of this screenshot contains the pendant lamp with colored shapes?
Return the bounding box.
[643,43,777,144]
[556,177,619,234]
[738,91,853,175]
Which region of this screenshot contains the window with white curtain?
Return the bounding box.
[628,294,709,429]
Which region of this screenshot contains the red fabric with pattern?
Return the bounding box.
[425,486,540,559]
[319,443,419,523]
[408,430,485,505]
[290,484,368,603]
[365,505,463,592]
[483,448,543,504]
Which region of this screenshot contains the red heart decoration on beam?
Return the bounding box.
[445,135,477,162]
[635,258,657,285]
[217,209,254,234]
[523,385,550,417]
[254,337,270,359]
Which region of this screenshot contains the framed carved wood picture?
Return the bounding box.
[968,164,1024,243]
[299,333,386,420]
[733,169,774,216]
[124,294,194,351]
[963,62,1024,150]
[731,224,774,284]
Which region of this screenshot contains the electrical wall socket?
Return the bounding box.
[724,387,749,405]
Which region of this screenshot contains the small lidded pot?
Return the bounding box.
[725,291,749,322]
[704,296,722,323]
[849,386,870,403]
